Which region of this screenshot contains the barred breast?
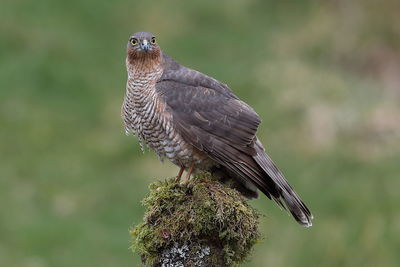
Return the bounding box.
[122,64,211,169]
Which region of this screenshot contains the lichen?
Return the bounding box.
[130,172,261,266]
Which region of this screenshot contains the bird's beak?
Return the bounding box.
[140,39,150,52]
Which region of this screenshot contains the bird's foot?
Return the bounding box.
[179,163,195,185]
[179,175,190,185]
[179,171,192,185]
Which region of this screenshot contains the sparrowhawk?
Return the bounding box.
[122,32,313,227]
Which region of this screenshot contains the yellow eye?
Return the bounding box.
[150,37,156,44]
[130,38,138,46]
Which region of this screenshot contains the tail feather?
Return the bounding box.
[207,137,313,227]
[281,190,313,227]
[253,139,313,227]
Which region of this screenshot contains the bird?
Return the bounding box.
[122,32,313,227]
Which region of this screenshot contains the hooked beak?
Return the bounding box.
[140,39,150,52]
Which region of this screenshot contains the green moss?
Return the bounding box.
[130,172,261,266]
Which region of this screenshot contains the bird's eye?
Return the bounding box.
[130,38,138,46]
[150,37,156,44]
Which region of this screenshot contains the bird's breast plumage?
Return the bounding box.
[122,62,211,168]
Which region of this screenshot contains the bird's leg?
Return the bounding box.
[180,163,195,185]
[176,166,185,181]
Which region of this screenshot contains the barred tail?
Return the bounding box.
[253,139,313,227]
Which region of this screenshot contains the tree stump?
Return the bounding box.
[130,173,261,266]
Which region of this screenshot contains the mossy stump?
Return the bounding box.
[130,173,261,266]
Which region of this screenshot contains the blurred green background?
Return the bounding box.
[1,0,399,266]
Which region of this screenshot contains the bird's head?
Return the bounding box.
[127,32,161,63]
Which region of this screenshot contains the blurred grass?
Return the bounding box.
[1,0,399,266]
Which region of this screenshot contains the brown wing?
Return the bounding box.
[155,79,282,199]
[156,80,260,154]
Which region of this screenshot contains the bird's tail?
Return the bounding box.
[279,188,313,227]
[253,140,313,227]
